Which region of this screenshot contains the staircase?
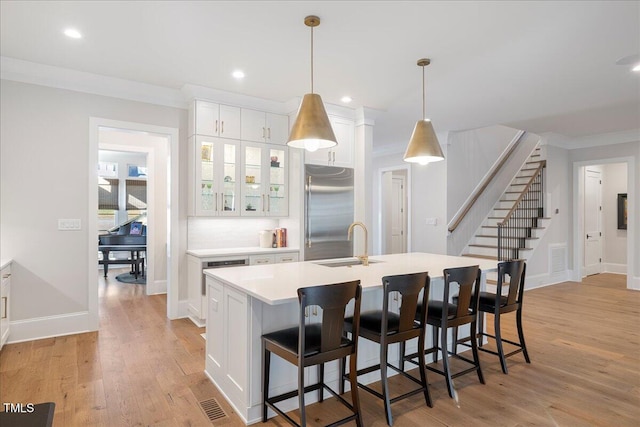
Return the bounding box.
[462,146,549,262]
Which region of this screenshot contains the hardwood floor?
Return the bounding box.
[1,272,638,426]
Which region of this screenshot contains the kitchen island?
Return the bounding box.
[203,252,498,424]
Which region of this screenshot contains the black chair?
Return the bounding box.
[262,280,363,427]
[342,272,432,426]
[404,265,484,399]
[475,260,530,374]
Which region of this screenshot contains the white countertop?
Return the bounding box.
[0,259,11,270]
[187,247,299,258]
[205,252,498,305]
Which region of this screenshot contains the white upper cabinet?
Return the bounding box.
[241,109,289,145]
[241,142,288,217]
[194,100,241,139]
[189,136,241,217]
[304,115,354,167]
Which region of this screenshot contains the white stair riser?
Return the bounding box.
[467,246,499,257]
[481,227,545,238]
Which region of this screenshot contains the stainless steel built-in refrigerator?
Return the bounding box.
[304,164,354,261]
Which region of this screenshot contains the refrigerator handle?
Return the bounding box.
[306,175,311,248]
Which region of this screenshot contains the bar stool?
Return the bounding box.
[404,265,484,399]
[342,272,432,426]
[262,280,363,427]
[475,259,530,374]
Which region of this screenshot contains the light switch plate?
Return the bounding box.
[58,219,81,230]
[425,217,438,226]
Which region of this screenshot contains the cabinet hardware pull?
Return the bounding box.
[262,127,265,138]
[214,192,218,211]
[1,297,6,319]
[305,307,309,318]
[221,121,224,134]
[281,258,292,262]
[267,127,271,139]
[215,120,218,133]
[312,306,318,316]
[332,151,335,163]
[267,194,270,212]
[2,274,10,279]
[328,151,331,164]
[262,195,265,212]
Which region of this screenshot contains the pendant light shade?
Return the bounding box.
[287,15,337,152]
[404,58,444,165]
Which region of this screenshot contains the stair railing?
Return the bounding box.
[448,130,526,233]
[497,160,546,261]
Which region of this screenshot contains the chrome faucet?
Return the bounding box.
[347,222,369,266]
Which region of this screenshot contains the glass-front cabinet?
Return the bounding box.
[192,136,241,216]
[242,142,288,217]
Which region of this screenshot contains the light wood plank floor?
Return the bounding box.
[1,272,638,426]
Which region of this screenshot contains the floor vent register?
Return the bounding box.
[200,398,227,422]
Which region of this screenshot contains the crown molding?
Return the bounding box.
[181,83,291,114]
[1,56,186,109]
[542,129,640,150]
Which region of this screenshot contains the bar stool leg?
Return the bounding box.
[477,310,485,348]
[348,354,363,427]
[262,347,270,422]
[417,333,433,408]
[298,362,306,427]
[470,320,485,384]
[432,325,439,363]
[398,341,406,372]
[379,341,393,426]
[339,356,346,395]
[440,325,455,398]
[494,312,508,374]
[517,307,531,363]
[318,363,325,402]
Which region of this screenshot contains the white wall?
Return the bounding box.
[0,80,188,328]
[602,163,627,269]
[446,125,521,218]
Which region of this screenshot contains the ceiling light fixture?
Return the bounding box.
[287,15,337,152]
[232,70,245,79]
[63,28,82,39]
[341,96,352,104]
[633,63,640,72]
[403,58,444,165]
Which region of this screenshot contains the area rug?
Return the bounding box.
[115,272,146,285]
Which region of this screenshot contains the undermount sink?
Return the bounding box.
[315,259,382,268]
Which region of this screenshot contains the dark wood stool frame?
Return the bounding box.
[455,260,530,374]
[262,280,363,427]
[403,265,485,399]
[341,272,432,426]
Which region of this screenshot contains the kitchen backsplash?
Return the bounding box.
[188,218,281,250]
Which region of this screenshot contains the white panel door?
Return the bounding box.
[584,168,602,276]
[391,177,407,254]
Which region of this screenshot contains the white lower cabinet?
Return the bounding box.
[1,263,11,350]
[188,251,298,326]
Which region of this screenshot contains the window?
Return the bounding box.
[126,179,147,210]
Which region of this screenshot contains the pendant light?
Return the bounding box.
[403,58,444,165]
[287,15,337,152]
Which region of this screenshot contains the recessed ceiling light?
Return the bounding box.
[232,70,245,79]
[341,96,352,104]
[633,63,640,72]
[63,28,82,39]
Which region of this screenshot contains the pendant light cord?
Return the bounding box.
[422,64,426,120]
[310,25,314,94]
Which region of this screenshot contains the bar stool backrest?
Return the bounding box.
[382,272,430,337]
[497,259,526,307]
[443,265,481,327]
[297,281,362,355]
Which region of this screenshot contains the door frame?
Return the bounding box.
[377,165,411,254]
[89,118,180,329]
[572,157,635,289]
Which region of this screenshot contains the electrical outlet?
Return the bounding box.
[58,219,81,230]
[425,217,438,226]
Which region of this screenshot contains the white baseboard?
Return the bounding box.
[603,263,627,274]
[631,276,640,291]
[146,279,167,295]
[8,311,93,344]
[525,270,571,291]
[177,299,190,319]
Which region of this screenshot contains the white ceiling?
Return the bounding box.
[1,1,639,151]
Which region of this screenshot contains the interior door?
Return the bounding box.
[584,167,602,276]
[391,176,407,254]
